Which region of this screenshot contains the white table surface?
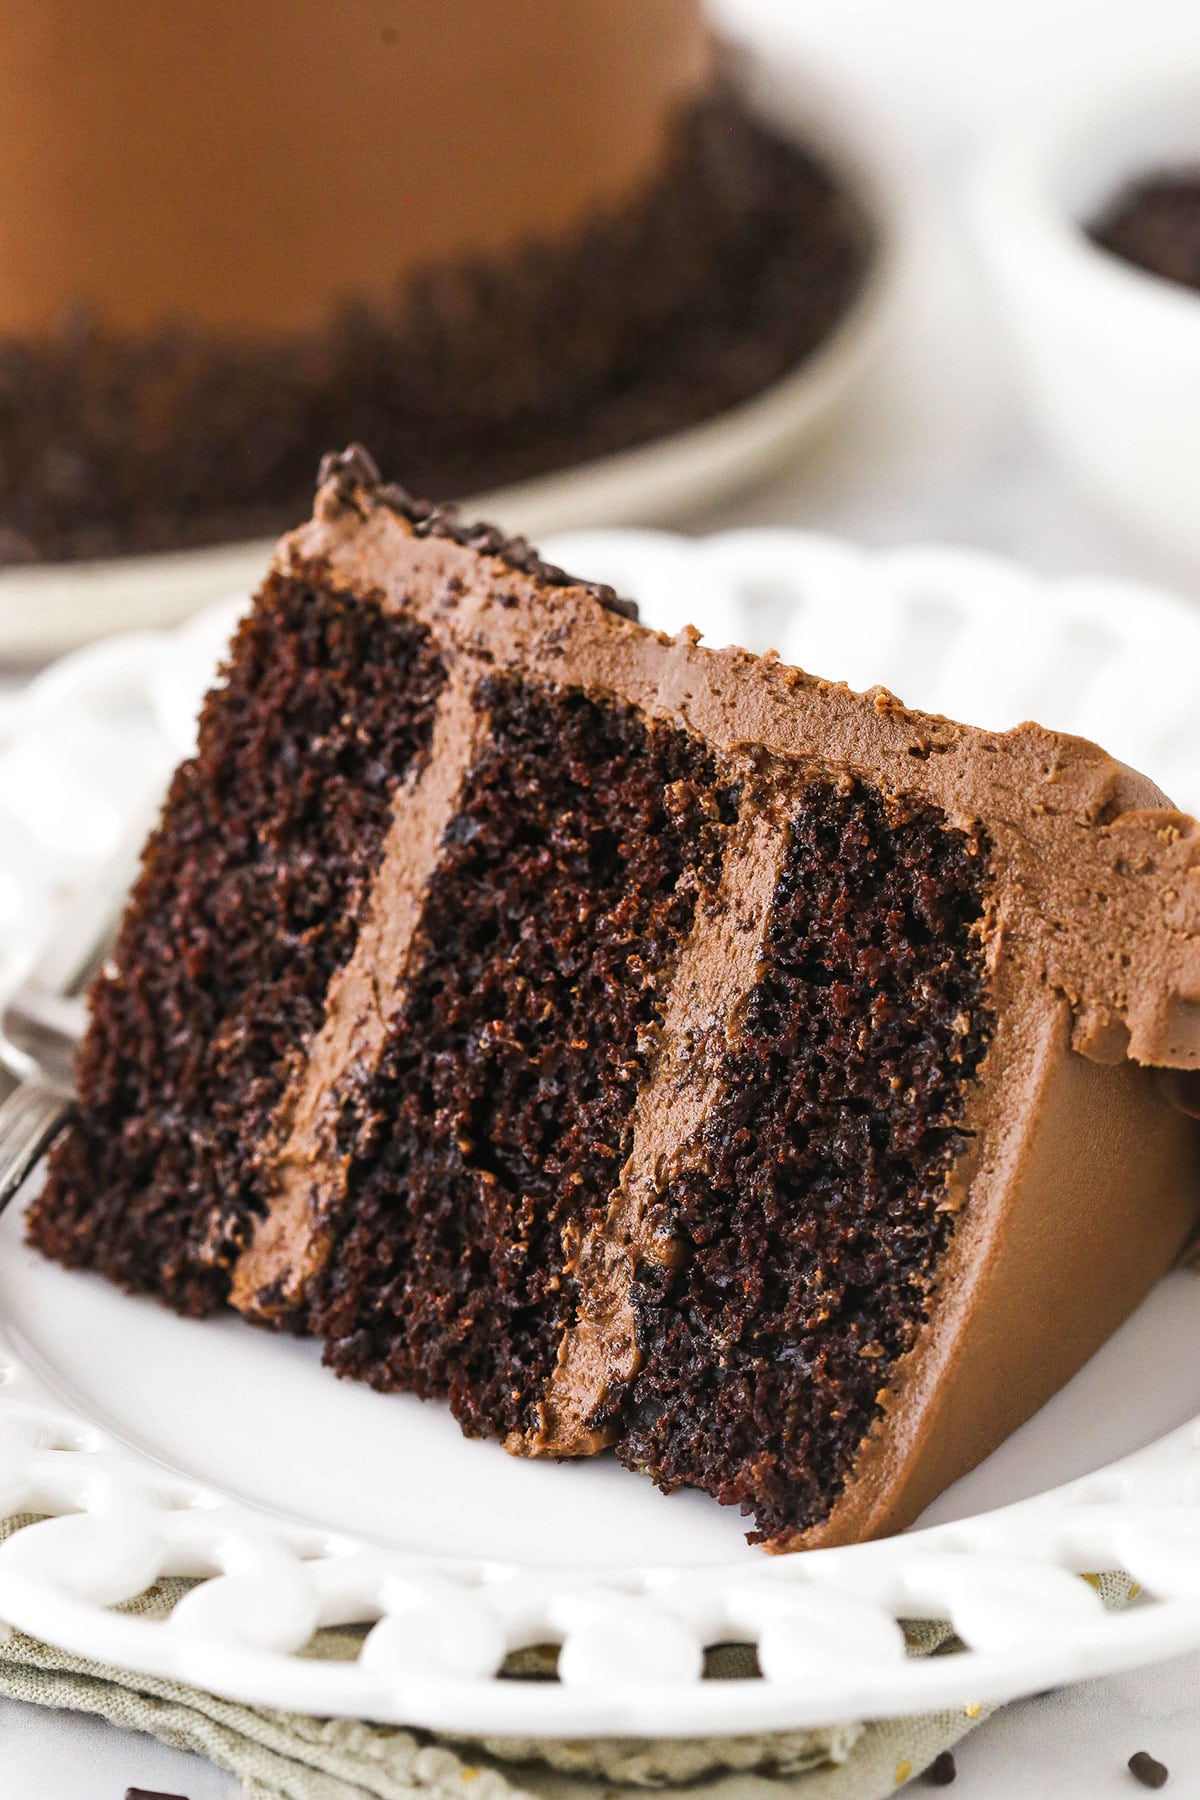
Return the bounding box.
[8,0,1200,1793]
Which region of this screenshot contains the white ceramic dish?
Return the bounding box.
[0,42,914,665]
[969,76,1200,569]
[0,528,1199,1735]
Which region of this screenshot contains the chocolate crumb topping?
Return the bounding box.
[925,1749,957,1785]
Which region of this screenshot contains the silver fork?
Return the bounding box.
[0,820,149,1211]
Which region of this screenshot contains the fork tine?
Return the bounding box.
[0,1084,71,1213]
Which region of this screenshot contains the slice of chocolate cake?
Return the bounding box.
[30,448,1200,1549]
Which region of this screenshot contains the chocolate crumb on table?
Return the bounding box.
[924,1748,957,1784]
[1090,171,1200,293]
[125,1788,190,1799]
[1128,1750,1170,1789]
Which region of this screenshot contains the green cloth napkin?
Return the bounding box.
[0,1548,1134,1800]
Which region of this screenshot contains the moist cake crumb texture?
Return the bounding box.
[31,563,445,1313]
[616,781,992,1541]
[29,456,1200,1549]
[310,677,736,1442]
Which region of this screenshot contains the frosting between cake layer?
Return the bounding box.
[232,673,485,1319]
[522,804,789,1457]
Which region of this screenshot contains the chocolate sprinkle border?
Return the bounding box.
[318,443,638,620]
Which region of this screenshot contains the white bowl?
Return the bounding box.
[968,78,1200,568]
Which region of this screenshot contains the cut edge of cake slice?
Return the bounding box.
[31,447,1200,1550]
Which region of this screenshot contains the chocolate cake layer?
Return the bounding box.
[0,92,869,565]
[614,780,993,1544]
[32,563,445,1312]
[32,454,1200,1548]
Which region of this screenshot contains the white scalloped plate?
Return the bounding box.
[0,529,1199,1737]
[0,41,913,665]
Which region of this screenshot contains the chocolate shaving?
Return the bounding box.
[318,443,636,619]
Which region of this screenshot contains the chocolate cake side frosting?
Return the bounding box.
[31,451,1200,1549]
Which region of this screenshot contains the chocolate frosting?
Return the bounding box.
[317,446,638,618]
[0,1,710,337]
[231,459,1200,1547]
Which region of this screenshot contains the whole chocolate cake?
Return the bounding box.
[0,1,869,565]
[30,449,1200,1549]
